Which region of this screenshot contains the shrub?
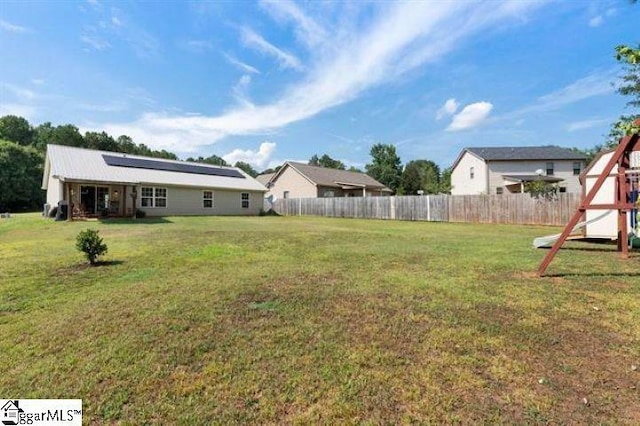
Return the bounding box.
[75,229,108,265]
[135,209,146,218]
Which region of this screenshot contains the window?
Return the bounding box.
[141,187,154,207]
[496,187,503,195]
[559,187,567,193]
[324,190,335,198]
[573,162,581,175]
[203,190,213,208]
[283,191,289,199]
[241,192,250,209]
[546,162,554,176]
[140,187,167,208]
[470,167,475,179]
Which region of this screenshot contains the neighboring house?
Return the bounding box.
[255,172,274,188]
[259,161,392,199]
[579,149,640,239]
[450,146,586,195]
[42,144,267,218]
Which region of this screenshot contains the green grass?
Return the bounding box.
[1,213,639,424]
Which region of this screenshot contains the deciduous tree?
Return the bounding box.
[365,143,403,193]
[0,140,44,211]
[400,160,441,195]
[0,115,33,145]
[234,161,258,177]
[309,154,346,170]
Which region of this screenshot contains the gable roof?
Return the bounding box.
[452,145,586,171]
[467,146,585,161]
[42,144,267,192]
[272,161,391,191]
[255,173,274,186]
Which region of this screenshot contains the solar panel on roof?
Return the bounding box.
[102,155,245,178]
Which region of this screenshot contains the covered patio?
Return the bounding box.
[502,174,564,193]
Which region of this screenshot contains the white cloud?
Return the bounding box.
[31,79,45,86]
[77,102,127,113]
[447,101,493,131]
[536,69,617,110]
[0,19,29,33]
[183,39,214,53]
[259,0,327,47]
[2,83,37,101]
[497,69,619,122]
[567,118,610,132]
[0,103,37,120]
[224,54,260,74]
[589,15,603,27]
[240,27,303,71]
[223,142,276,168]
[89,1,546,152]
[232,75,253,105]
[111,16,122,27]
[81,35,111,50]
[435,98,458,120]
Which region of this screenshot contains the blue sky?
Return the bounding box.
[1,1,638,171]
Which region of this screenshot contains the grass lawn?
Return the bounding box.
[1,213,639,424]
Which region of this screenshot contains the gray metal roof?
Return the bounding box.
[43,144,267,192]
[285,162,391,191]
[466,146,586,161]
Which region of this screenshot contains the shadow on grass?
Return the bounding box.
[98,217,173,225]
[92,260,125,267]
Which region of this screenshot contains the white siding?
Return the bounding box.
[451,152,488,195]
[488,160,584,194]
[46,175,63,207]
[266,166,317,199]
[136,186,264,216]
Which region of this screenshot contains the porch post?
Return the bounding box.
[130,186,138,219]
[66,182,72,221]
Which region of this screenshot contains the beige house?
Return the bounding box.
[42,144,267,218]
[450,146,586,195]
[259,161,391,199]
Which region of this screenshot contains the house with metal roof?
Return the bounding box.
[258,161,392,199]
[42,144,267,219]
[450,146,586,195]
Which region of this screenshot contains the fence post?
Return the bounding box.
[426,195,431,221]
[390,196,396,220]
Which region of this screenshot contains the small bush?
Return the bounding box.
[135,209,146,219]
[76,229,108,265]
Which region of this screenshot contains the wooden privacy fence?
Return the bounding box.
[269,193,581,226]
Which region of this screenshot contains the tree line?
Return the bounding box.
[0,116,180,212]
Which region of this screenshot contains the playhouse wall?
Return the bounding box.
[583,151,630,239]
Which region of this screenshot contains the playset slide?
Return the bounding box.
[533,211,612,249]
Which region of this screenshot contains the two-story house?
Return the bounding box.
[450,146,586,195]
